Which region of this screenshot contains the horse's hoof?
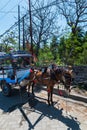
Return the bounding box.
[48,102,51,106]
[28,93,30,97]
[32,93,35,97]
[51,102,54,107]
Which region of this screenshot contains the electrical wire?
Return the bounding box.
[0,11,17,14]
[0,0,60,37]
[0,0,12,11]
[0,0,26,34]
[0,0,25,20]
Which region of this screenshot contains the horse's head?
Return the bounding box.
[63,71,72,90]
[53,68,63,81]
[31,69,42,84]
[29,68,35,81]
[62,68,76,92]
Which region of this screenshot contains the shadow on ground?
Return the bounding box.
[0,88,30,112]
[42,86,87,104]
[0,87,82,130]
[0,85,87,113]
[18,97,81,130]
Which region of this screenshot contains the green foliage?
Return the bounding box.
[1,24,86,66]
[80,41,87,64]
[1,32,17,52]
[58,29,85,65]
[21,30,87,66]
[50,36,58,60]
[38,45,54,66]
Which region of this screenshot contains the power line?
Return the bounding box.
[0,4,19,23]
[0,11,18,14]
[0,0,25,21]
[0,0,60,38]
[0,0,27,34]
[0,0,12,11]
[0,14,27,38]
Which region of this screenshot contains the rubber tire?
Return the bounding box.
[1,81,11,96]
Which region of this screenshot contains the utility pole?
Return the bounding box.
[28,0,33,56]
[18,5,20,50]
[23,16,25,50]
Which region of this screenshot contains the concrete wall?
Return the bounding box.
[73,66,87,83]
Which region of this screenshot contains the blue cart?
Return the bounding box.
[0,51,33,96]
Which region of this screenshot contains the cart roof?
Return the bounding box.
[0,51,32,60]
[0,52,10,59]
[10,50,32,58]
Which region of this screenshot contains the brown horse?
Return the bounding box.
[28,65,75,105]
[50,64,75,93]
[30,67,60,105]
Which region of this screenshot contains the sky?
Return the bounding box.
[0,0,67,38]
[0,0,28,35]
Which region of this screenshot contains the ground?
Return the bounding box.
[71,87,87,97]
[0,85,87,130]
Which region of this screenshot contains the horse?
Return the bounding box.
[50,64,75,93]
[28,65,75,105]
[29,67,59,105]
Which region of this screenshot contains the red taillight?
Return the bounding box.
[30,69,33,73]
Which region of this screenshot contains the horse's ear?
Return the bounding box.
[44,67,47,73]
[68,65,72,69]
[62,75,66,82]
[69,70,73,74]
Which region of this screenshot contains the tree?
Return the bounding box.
[56,0,87,35]
[1,31,17,52]
[79,31,87,64]
[38,45,54,66]
[82,42,87,64]
[50,35,58,60]
[26,0,60,56]
[58,36,66,64]
[58,32,84,65]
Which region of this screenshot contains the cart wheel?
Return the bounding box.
[2,81,11,96]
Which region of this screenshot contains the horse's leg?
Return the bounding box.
[31,81,35,96]
[47,87,51,105]
[48,92,50,105]
[27,82,31,97]
[50,87,53,105]
[27,81,35,98]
